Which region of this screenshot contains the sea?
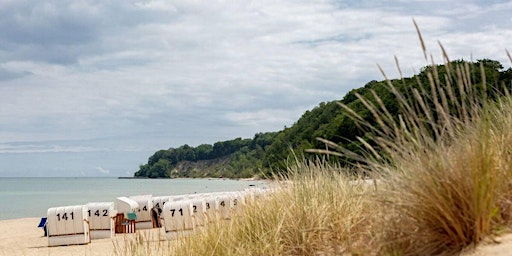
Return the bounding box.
[0,177,269,220]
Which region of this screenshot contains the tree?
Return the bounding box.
[148,159,171,178]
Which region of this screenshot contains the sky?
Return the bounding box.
[1,0,511,177]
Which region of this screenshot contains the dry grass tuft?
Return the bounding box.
[112,230,176,256]
[329,26,512,254]
[375,99,512,255]
[171,160,375,255]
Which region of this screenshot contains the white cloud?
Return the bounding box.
[1,0,512,176]
[0,143,100,154]
[96,166,110,175]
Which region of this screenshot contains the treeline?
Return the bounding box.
[135,133,277,178]
[135,59,512,179]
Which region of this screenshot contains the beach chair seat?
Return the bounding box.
[115,213,125,233]
[115,212,137,233]
[123,212,137,233]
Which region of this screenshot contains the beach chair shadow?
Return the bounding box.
[37,217,47,237]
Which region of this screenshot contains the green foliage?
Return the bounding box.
[134,133,277,178]
[135,59,512,178]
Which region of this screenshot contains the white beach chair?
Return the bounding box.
[47,205,90,246]
[86,202,116,239]
[162,199,194,239]
[129,194,154,230]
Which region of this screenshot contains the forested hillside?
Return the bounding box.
[134,59,512,178]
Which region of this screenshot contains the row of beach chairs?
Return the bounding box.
[40,187,269,246]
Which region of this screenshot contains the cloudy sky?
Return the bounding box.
[0,0,511,177]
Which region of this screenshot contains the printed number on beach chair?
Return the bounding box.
[88,209,109,217]
[163,200,194,237]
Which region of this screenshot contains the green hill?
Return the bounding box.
[134,59,512,179]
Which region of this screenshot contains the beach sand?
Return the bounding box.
[462,233,512,256]
[3,217,512,255]
[0,217,170,256]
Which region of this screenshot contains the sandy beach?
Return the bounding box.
[463,233,512,256]
[3,217,512,255]
[0,217,169,256]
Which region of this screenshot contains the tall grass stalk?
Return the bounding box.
[319,27,512,254]
[171,160,375,255]
[112,230,176,256]
[374,99,512,255]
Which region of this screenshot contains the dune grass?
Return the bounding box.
[334,38,512,255]
[116,30,512,255]
[370,96,512,255]
[113,161,377,256]
[167,161,375,256]
[112,230,177,256]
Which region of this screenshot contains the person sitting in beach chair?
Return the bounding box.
[37,217,47,236]
[151,206,162,228]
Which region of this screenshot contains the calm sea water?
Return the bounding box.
[0,177,268,220]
